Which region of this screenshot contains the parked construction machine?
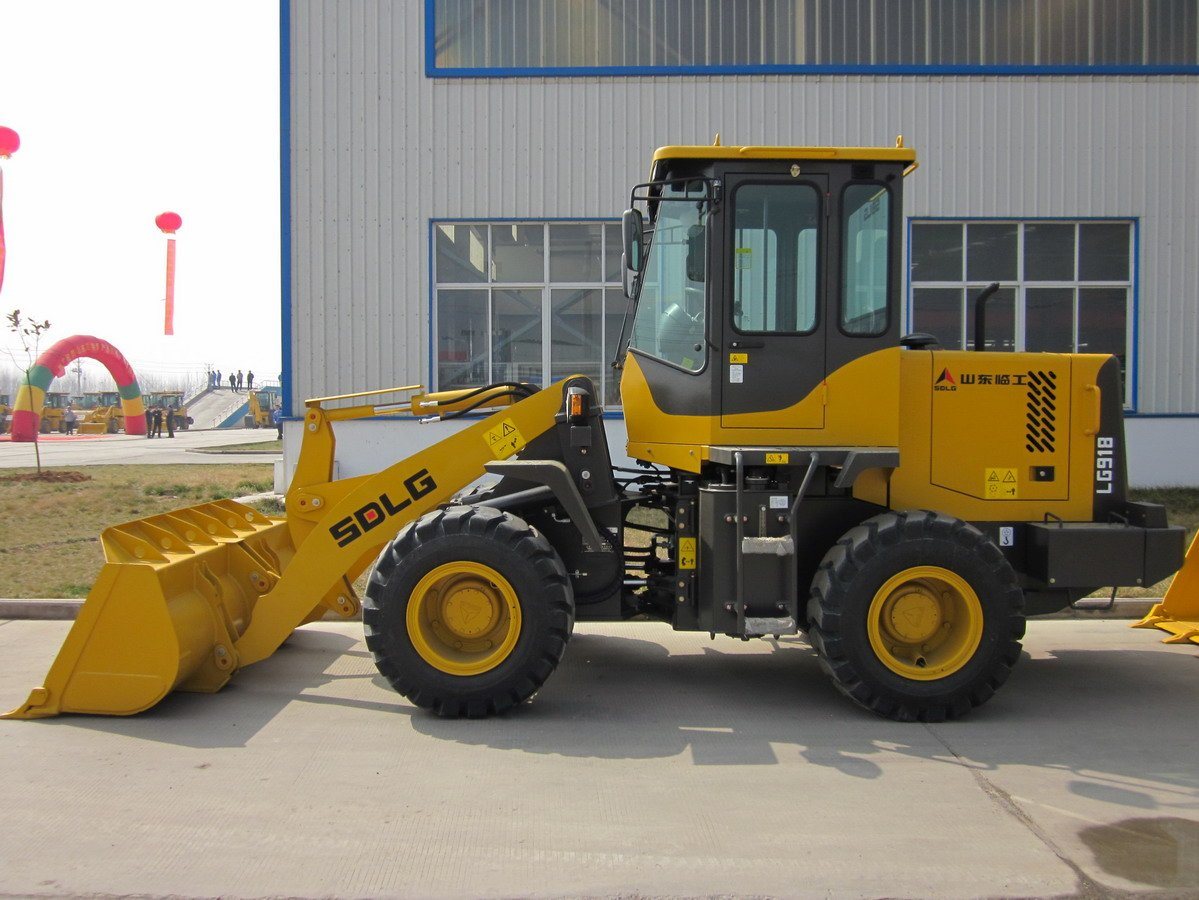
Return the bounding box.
[146,391,192,431]
[8,140,1197,724]
[38,391,72,433]
[78,391,124,434]
[244,387,279,428]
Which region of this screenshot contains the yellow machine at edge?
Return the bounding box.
[7,140,1196,724]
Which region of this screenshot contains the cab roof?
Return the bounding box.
[650,138,917,176]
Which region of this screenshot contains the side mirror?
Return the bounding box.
[622,209,644,272]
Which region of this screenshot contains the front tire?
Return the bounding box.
[364,505,574,717]
[807,510,1025,722]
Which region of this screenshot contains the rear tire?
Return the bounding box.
[807,510,1025,722]
[364,505,574,717]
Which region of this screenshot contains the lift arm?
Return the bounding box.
[233,381,571,666]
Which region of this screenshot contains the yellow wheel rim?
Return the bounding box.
[406,562,522,676]
[866,566,983,681]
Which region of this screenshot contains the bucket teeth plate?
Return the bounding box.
[4,500,299,719]
[1133,531,1199,646]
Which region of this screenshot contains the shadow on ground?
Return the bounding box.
[34,625,1199,802]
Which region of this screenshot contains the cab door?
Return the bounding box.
[720,174,827,430]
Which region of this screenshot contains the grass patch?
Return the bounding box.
[194,439,282,455]
[248,496,286,516]
[0,464,274,598]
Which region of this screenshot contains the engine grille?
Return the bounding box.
[1026,370,1057,453]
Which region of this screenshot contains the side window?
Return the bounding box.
[732,183,819,333]
[841,184,891,335]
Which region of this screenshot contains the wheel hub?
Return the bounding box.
[407,562,522,676]
[441,586,498,638]
[882,587,943,643]
[866,566,984,681]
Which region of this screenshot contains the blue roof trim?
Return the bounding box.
[279,0,293,415]
[429,62,1199,78]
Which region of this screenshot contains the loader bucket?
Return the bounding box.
[4,500,308,719]
[1134,531,1199,646]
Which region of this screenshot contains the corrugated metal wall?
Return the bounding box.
[288,0,1198,415]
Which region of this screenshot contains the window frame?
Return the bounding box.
[426,0,1199,78]
[905,217,1138,410]
[431,218,626,408]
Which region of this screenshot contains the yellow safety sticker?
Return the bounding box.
[484,418,525,459]
[984,467,1018,499]
[729,352,749,364]
[735,247,753,269]
[678,537,697,570]
[765,452,790,465]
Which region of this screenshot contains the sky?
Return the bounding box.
[0,0,280,392]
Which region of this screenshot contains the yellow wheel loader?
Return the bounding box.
[7,141,1197,724]
[38,391,72,434]
[146,391,191,431]
[78,391,125,434]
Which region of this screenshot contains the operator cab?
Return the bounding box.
[618,140,914,444]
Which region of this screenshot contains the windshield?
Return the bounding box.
[628,183,709,372]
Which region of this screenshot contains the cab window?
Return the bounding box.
[841,183,891,335]
[732,183,819,334]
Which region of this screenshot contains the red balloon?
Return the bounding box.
[155,211,182,234]
[0,126,19,158]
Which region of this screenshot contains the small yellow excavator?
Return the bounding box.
[7,140,1196,723]
[244,388,278,428]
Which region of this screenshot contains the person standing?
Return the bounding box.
[228,371,236,392]
[152,406,163,438]
[215,369,222,390]
[166,404,176,438]
[145,408,153,438]
[246,370,254,391]
[272,403,283,440]
[64,405,77,435]
[236,370,244,392]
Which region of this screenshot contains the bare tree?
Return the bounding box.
[6,308,51,474]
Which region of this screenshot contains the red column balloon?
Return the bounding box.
[155,211,182,335]
[0,126,20,298]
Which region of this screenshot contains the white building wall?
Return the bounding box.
[286,1,1199,485]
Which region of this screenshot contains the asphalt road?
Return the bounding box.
[0,427,280,467]
[1,618,1196,898]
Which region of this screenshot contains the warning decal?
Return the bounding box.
[678,537,697,570]
[484,418,526,459]
[984,467,1018,500]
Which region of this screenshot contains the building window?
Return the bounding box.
[434,221,626,407]
[909,219,1134,404]
[429,0,1199,75]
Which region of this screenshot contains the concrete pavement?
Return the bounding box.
[1,618,1196,898]
[0,427,280,468]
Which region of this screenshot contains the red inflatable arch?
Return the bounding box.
[11,335,146,441]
